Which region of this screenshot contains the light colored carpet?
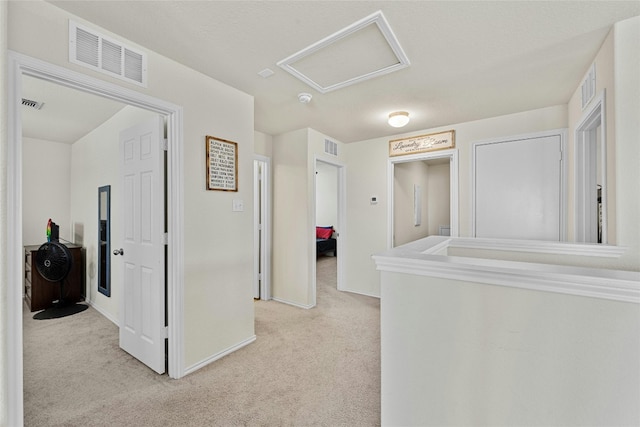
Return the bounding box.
[23,255,381,426]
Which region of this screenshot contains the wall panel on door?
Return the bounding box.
[473,131,565,241]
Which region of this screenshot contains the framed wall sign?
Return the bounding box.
[206,135,238,191]
[389,129,455,157]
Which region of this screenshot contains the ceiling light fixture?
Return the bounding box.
[388,111,409,127]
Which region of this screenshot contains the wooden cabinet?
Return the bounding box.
[24,244,84,312]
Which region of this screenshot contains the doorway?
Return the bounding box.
[575,91,607,244]
[7,51,185,425]
[253,156,271,300]
[388,149,458,248]
[313,158,345,306]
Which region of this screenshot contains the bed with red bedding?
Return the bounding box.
[316,226,336,256]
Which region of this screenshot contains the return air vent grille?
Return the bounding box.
[324,139,338,156]
[581,63,596,110]
[22,98,44,110]
[69,21,147,87]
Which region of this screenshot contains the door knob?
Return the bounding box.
[113,248,124,256]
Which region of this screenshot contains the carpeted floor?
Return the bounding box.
[23,255,381,426]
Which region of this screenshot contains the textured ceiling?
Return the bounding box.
[32,1,640,143]
[21,75,127,144]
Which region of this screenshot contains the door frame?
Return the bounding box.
[387,149,459,248]
[574,90,607,244]
[253,155,271,300]
[7,51,185,425]
[312,156,346,306]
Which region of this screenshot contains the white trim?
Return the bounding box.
[184,335,256,376]
[387,148,459,249]
[277,10,410,94]
[253,160,260,299]
[7,51,185,424]
[6,50,24,427]
[433,237,626,258]
[575,90,607,244]
[471,129,567,240]
[373,236,639,304]
[253,155,272,301]
[341,289,381,299]
[313,156,347,305]
[271,297,315,310]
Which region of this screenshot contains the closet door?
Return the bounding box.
[473,132,564,241]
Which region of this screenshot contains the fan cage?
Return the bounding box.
[35,242,73,283]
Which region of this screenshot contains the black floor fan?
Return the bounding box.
[33,241,87,319]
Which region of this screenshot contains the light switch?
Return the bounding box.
[232,199,244,212]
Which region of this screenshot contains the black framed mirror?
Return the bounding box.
[98,185,111,297]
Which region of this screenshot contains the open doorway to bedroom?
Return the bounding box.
[7,51,185,425]
[314,159,344,305]
[20,72,169,424]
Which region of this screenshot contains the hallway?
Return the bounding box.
[23,256,380,426]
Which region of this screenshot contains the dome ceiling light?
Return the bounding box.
[388,111,409,127]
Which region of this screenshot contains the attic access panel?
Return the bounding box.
[277,11,410,94]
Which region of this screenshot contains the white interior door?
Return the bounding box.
[118,115,166,374]
[474,133,563,241]
[253,157,271,300]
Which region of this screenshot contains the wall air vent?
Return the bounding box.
[324,139,338,156]
[22,98,44,110]
[69,21,147,87]
[581,63,596,110]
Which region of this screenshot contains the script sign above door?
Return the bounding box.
[389,130,455,157]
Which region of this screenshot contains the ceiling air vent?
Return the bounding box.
[22,98,44,110]
[324,139,338,157]
[581,63,596,110]
[69,21,147,87]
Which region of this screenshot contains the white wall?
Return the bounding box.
[0,1,9,424]
[254,130,272,158]
[22,138,72,246]
[272,129,311,306]
[393,160,429,246]
[70,106,157,321]
[8,1,255,371]
[613,16,640,271]
[427,163,450,236]
[381,270,640,426]
[315,162,337,227]
[271,128,345,307]
[344,105,568,297]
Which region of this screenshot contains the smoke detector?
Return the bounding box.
[298,92,312,104]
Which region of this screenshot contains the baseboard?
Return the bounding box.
[271,297,315,309]
[184,335,257,376]
[339,288,381,299]
[86,300,119,326]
